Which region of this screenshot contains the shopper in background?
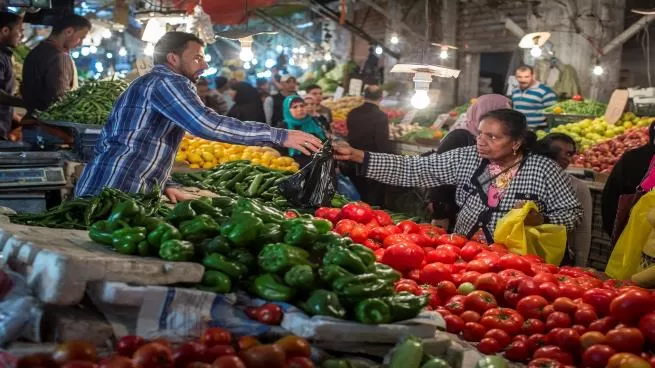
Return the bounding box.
[536,133,591,267]
[21,14,90,113]
[264,75,297,127]
[428,94,511,231]
[304,95,329,133]
[75,32,321,202]
[0,12,23,140]
[215,76,234,111]
[602,122,655,241]
[511,65,557,127]
[305,84,332,126]
[256,77,269,101]
[334,109,582,244]
[227,81,266,123]
[196,77,228,115]
[283,95,326,167]
[345,85,391,206]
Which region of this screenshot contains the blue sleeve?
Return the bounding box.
[151,77,288,146]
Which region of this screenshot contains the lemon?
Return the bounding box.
[201,152,215,162]
[187,152,202,164]
[189,163,200,169]
[552,106,563,114]
[175,151,188,162]
[202,161,216,169]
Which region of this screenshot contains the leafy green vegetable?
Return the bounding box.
[544,99,607,116]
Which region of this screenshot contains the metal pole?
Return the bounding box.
[601,14,655,55]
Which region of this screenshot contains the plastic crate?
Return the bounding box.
[40,120,102,162]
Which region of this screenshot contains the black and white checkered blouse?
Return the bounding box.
[364,146,583,239]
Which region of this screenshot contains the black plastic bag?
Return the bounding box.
[278,143,336,208]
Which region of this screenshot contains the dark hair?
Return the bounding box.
[153,31,204,65]
[480,108,537,153]
[534,133,577,160]
[305,84,321,93]
[232,82,260,106]
[0,12,21,30]
[363,85,383,101]
[516,65,534,74]
[255,78,268,87]
[196,77,209,86]
[215,76,228,89]
[289,96,304,106]
[51,14,91,35]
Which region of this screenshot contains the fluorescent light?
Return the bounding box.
[106,52,113,59]
[593,65,604,75]
[201,67,218,77]
[289,58,295,66]
[390,34,399,44]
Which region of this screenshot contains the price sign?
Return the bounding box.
[348,78,363,96]
[333,86,344,100]
[605,89,629,124]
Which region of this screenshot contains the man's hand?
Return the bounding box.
[282,130,322,155]
[164,187,200,204]
[332,140,365,163]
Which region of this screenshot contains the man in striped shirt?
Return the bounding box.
[75,32,322,202]
[511,65,557,127]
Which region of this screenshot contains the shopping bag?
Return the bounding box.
[606,191,655,280]
[493,201,567,265]
[278,142,336,208]
[336,173,360,201]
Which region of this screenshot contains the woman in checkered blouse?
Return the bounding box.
[334,109,583,245]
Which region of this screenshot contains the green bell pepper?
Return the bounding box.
[348,244,375,267]
[227,248,255,268]
[333,273,394,299]
[355,298,392,324]
[107,200,145,225]
[259,223,283,244]
[220,211,263,247]
[199,235,231,255]
[189,198,223,218]
[234,198,285,224]
[302,289,346,319]
[112,226,147,255]
[203,253,248,279]
[135,215,164,232]
[370,263,402,282]
[159,239,195,261]
[137,240,150,256]
[323,246,368,274]
[199,270,232,293]
[147,223,182,248]
[258,243,311,274]
[311,218,333,234]
[89,219,126,245]
[318,264,352,285]
[382,292,428,322]
[283,219,319,247]
[284,264,315,289]
[251,273,295,301]
[166,201,196,225]
[211,196,236,211]
[179,214,220,243]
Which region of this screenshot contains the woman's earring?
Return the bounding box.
[513,147,518,156]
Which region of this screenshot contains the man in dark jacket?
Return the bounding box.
[345,85,390,206]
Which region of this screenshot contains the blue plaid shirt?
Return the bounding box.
[75,65,288,197]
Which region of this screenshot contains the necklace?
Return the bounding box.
[489,156,523,190]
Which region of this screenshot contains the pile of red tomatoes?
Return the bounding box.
[315,203,655,368]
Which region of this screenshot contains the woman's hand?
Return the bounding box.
[283,130,322,155]
[514,201,544,226]
[332,141,365,163]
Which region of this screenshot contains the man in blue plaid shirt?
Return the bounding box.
[75,32,321,202]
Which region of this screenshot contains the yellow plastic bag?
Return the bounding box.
[606,191,655,280]
[493,201,567,265]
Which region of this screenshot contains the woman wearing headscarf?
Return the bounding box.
[428,94,512,231]
[227,82,266,123]
[284,95,327,167]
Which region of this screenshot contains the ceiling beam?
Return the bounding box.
[355,0,428,44]
[253,9,318,50]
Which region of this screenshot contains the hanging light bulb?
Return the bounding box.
[299,46,306,53]
[375,46,383,55]
[292,47,299,54]
[243,62,251,70]
[95,61,104,72]
[89,45,97,54]
[81,47,90,56]
[118,47,128,57]
[204,54,212,62]
[71,51,80,59]
[411,90,430,109]
[289,58,295,66]
[592,64,604,75]
[106,52,113,59]
[102,29,112,39]
[530,46,542,58]
[390,34,399,45]
[275,45,283,53]
[264,58,275,68]
[239,47,254,62]
[324,52,332,61]
[143,44,154,56]
[439,50,448,59]
[252,59,258,65]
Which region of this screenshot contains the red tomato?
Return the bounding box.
[582,344,617,368]
[460,271,481,284]
[460,310,481,323]
[603,279,635,289]
[516,295,549,319]
[368,227,391,242]
[475,273,506,297]
[397,220,419,233]
[372,210,393,226]
[484,328,511,347]
[97,356,134,368]
[558,284,583,300]
[132,343,173,368]
[639,312,655,346]
[212,356,247,368]
[451,261,467,274]
[173,341,207,367]
[480,308,525,336]
[361,239,381,251]
[546,312,572,331]
[521,318,546,335]
[572,94,583,101]
[381,242,425,272]
[421,285,441,308]
[286,357,315,368]
[462,322,487,342]
[438,234,467,247]
[605,327,645,353]
[339,203,373,224]
[425,249,458,264]
[436,281,458,301]
[513,334,529,343]
[498,253,533,275]
[60,362,97,368]
[610,290,655,325]
[334,219,357,236]
[581,331,607,349]
[465,259,491,273]
[443,314,465,334]
[533,345,574,365]
[582,288,617,317]
[464,290,498,314]
[444,295,467,315]
[504,277,527,308]
[542,305,556,320]
[518,278,540,297]
[478,337,502,354]
[460,243,484,261]
[527,334,548,354]
[419,262,453,285]
[52,341,97,365]
[394,279,421,295]
[505,340,530,362]
[538,282,560,302]
[116,336,147,358]
[374,248,385,263]
[533,272,558,285]
[588,316,619,334]
[552,297,578,315]
[204,345,236,362]
[435,244,461,255]
[572,324,588,336]
[406,233,431,248]
[201,328,232,347]
[574,307,598,327]
[552,328,581,352]
[607,352,652,368]
[348,225,369,244]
